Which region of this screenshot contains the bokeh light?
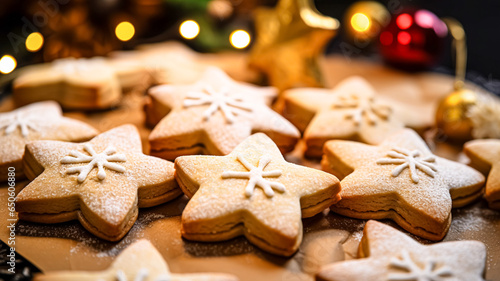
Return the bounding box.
[396,14,413,30]
[351,13,371,32]
[25,32,44,52]
[179,20,200,40]
[0,55,17,74]
[397,31,411,45]
[229,30,251,49]
[115,21,135,41]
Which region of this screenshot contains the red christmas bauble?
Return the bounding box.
[379,9,448,70]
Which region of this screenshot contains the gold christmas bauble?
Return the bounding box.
[435,88,477,141]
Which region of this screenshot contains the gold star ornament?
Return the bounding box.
[248,0,339,91]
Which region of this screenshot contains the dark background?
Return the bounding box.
[317,0,500,85]
[0,0,499,82]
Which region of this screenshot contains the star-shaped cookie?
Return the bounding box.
[465,139,500,209]
[13,57,122,109]
[111,41,208,89]
[322,129,484,240]
[316,220,486,281]
[0,101,98,181]
[34,239,238,281]
[138,41,208,86]
[249,0,339,91]
[148,67,299,160]
[16,125,180,241]
[282,76,406,157]
[174,133,341,256]
[145,66,276,127]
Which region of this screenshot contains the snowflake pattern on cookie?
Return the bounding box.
[183,85,252,124]
[291,77,406,157]
[222,154,285,197]
[388,249,453,281]
[332,94,392,126]
[61,144,127,183]
[377,147,437,184]
[0,114,39,137]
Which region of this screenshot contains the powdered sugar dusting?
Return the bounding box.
[147,67,300,157]
[16,125,177,241]
[449,202,500,274]
[52,57,114,77]
[16,210,167,260]
[0,102,59,139]
[451,207,495,233]
[0,101,98,168]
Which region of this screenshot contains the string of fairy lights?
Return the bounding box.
[0,18,251,75]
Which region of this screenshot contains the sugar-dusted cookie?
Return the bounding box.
[16,125,180,241]
[465,139,500,209]
[282,76,406,157]
[148,67,299,160]
[322,129,484,240]
[283,76,372,132]
[34,239,238,281]
[110,43,206,88]
[137,41,254,85]
[0,101,98,181]
[107,56,151,91]
[138,41,208,86]
[13,57,123,109]
[145,66,276,127]
[317,220,486,281]
[174,133,341,256]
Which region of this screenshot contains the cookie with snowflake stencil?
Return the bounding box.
[33,239,238,281]
[322,129,484,240]
[465,139,500,209]
[144,66,275,127]
[13,57,124,109]
[147,67,299,160]
[174,133,341,256]
[316,220,486,281]
[16,125,180,241]
[281,76,427,157]
[0,101,98,181]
